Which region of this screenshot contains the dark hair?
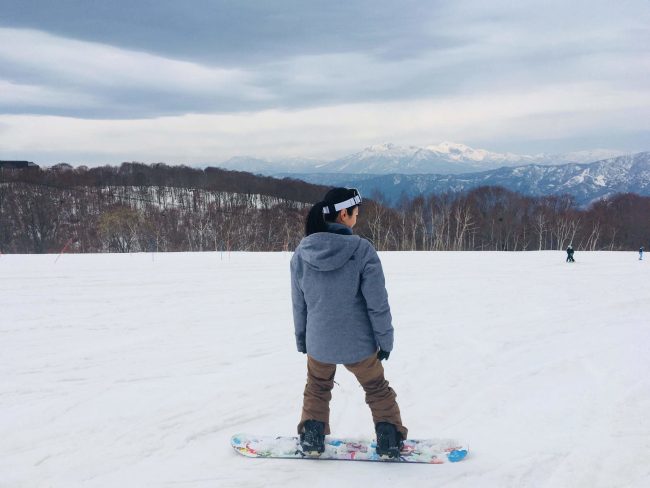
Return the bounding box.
[305,187,360,236]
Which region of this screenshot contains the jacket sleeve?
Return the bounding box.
[359,241,394,352]
[290,254,307,353]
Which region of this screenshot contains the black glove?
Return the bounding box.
[297,338,306,354]
[377,349,390,361]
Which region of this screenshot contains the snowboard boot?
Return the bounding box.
[300,420,325,456]
[375,422,404,459]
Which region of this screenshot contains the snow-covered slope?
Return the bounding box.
[2,251,649,487]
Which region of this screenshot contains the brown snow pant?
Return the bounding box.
[298,353,408,439]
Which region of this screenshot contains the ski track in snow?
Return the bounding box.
[1,251,649,487]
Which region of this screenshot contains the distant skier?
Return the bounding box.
[640,247,645,260]
[566,245,575,263]
[290,187,407,459]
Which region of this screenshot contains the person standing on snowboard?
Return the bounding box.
[640,246,644,260]
[290,187,408,459]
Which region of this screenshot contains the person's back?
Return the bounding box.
[290,187,407,459]
[566,245,575,262]
[291,231,393,365]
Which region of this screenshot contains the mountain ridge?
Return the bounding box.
[213,142,628,176]
[286,152,650,207]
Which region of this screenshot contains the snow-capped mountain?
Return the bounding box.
[216,156,272,173]
[317,142,628,174]
[314,143,493,174]
[214,156,327,174]
[293,152,650,207]
[556,149,629,164]
[214,143,625,176]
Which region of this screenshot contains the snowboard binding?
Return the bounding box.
[375,422,404,460]
[300,420,326,457]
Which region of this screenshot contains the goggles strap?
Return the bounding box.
[322,195,362,214]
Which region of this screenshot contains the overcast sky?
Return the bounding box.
[1,0,648,165]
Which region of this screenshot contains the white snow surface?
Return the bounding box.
[1,251,649,488]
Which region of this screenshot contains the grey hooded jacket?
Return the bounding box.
[290,224,394,364]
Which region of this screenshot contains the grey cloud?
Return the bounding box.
[1,0,451,65]
[486,131,650,156]
[0,92,260,120]
[0,0,648,124]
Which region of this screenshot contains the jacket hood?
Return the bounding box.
[297,232,362,271]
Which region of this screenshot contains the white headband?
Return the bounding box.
[322,195,362,214]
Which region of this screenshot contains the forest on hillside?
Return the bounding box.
[1,162,648,253]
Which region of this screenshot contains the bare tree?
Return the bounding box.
[98,206,142,252]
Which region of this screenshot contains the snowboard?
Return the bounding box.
[231,434,468,463]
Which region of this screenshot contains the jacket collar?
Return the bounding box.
[326,222,353,235]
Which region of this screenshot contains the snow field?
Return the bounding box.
[0,251,649,487]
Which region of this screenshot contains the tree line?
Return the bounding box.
[361,187,649,252]
[1,163,648,253]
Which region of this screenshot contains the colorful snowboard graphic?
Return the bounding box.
[231,434,468,463]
